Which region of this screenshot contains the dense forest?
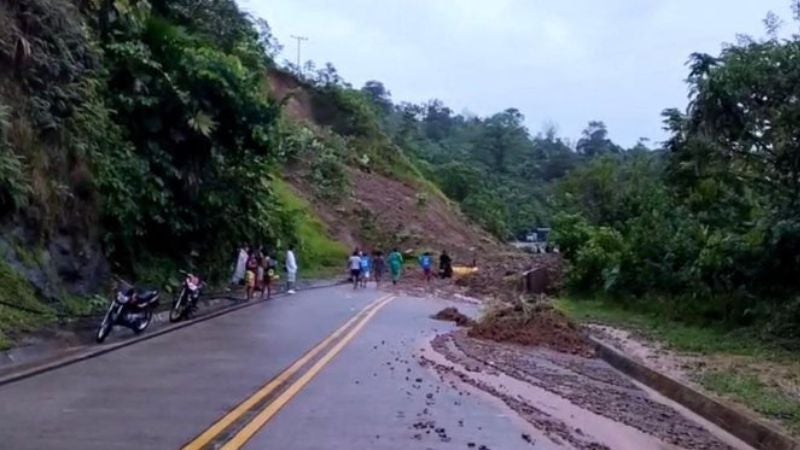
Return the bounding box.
[355,84,639,240]
[552,17,800,341]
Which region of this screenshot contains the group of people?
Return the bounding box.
[347,249,404,289]
[232,244,298,300]
[347,248,454,289]
[232,244,458,297]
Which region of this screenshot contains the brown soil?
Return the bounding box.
[426,331,737,450]
[267,69,315,123]
[455,253,563,302]
[432,307,474,327]
[468,304,595,357]
[268,69,510,264]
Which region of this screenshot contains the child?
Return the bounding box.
[245,249,259,300]
[419,251,433,283]
[261,254,276,300]
[359,251,371,287]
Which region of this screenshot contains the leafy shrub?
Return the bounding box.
[0,104,31,214]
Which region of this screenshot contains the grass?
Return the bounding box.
[0,260,55,350]
[556,297,776,356]
[558,297,800,436]
[273,178,349,278]
[700,371,800,435]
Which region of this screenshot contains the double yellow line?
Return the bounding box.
[183,294,395,450]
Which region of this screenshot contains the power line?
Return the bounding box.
[289,35,309,72]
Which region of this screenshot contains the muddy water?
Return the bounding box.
[423,331,754,450]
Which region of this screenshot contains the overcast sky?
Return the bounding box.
[238,0,794,147]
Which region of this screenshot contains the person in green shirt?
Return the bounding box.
[388,248,404,285]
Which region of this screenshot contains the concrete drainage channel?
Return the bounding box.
[0,280,345,387]
[590,337,800,450]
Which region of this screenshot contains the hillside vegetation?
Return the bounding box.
[0,0,346,343]
[551,17,800,342]
[0,0,515,346]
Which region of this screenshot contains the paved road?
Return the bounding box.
[0,285,750,449]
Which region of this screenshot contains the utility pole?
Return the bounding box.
[290,35,309,73]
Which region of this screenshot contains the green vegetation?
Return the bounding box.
[0,260,54,350]
[557,298,774,356]
[700,371,800,434]
[558,297,800,435]
[1,0,353,290]
[552,11,800,342]
[272,178,348,276]
[0,0,368,341]
[356,87,597,240]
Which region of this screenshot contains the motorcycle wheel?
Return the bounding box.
[96,308,114,343]
[133,310,152,334]
[169,289,187,323]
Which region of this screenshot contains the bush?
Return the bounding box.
[0,105,31,214]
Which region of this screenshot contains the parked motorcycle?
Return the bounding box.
[96,286,160,343]
[169,271,204,323]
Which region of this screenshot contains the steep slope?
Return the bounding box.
[268,69,505,263]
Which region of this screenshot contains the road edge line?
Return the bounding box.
[181,293,392,450]
[221,295,397,449]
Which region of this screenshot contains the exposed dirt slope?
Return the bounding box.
[268,69,505,263]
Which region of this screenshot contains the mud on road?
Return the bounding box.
[424,330,744,450]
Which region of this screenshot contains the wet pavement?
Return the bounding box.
[0,285,755,449]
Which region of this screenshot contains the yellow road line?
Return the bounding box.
[182,293,392,450]
[220,295,396,450]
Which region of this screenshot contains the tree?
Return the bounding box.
[576,121,622,157]
[361,81,393,116]
[479,108,530,173]
[312,62,350,89]
[435,162,482,202]
[422,99,454,141]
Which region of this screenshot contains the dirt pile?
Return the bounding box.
[432,307,475,326]
[468,304,594,357]
[455,253,563,301]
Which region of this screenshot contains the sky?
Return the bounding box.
[238,0,795,147]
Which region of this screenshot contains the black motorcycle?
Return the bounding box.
[96,287,160,343]
[169,271,204,323]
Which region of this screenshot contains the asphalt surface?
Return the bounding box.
[0,285,752,450]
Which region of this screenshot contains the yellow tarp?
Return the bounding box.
[452,266,479,279]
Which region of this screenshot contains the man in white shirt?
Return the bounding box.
[286,245,298,294]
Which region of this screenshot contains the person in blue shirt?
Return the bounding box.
[419,251,433,283]
[359,251,371,287]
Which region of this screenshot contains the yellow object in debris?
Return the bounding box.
[452,266,479,279]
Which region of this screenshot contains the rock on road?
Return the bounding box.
[0,285,752,449]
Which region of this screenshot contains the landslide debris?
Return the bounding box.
[468,303,594,357]
[432,307,474,327]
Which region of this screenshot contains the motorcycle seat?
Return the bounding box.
[136,289,159,302]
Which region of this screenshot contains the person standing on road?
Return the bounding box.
[232,244,249,285]
[261,254,276,300]
[245,249,259,300]
[359,251,371,288]
[348,251,362,289]
[419,251,433,283]
[439,250,453,279]
[372,251,386,287]
[388,248,404,285]
[286,245,298,294]
[255,245,265,293]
